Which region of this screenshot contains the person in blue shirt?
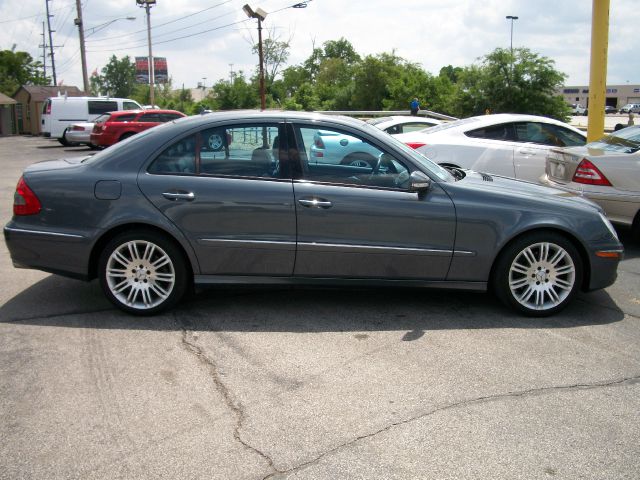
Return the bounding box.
[410,97,420,116]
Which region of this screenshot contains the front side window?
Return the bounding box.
[294,125,412,189]
[123,101,141,110]
[110,113,137,122]
[514,122,584,147]
[88,101,118,115]
[139,113,162,123]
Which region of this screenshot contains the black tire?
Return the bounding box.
[98,230,189,315]
[492,232,583,317]
[340,153,376,168]
[119,132,136,142]
[58,129,71,146]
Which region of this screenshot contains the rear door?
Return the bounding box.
[138,121,296,276]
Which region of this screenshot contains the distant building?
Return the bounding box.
[12,85,85,135]
[558,84,640,109]
[0,92,17,135]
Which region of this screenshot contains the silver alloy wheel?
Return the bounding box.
[105,240,176,310]
[508,241,576,311]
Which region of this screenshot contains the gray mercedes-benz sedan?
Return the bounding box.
[4,111,623,316]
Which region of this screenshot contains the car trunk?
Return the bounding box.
[545,148,583,184]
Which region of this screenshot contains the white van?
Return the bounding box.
[42,96,142,145]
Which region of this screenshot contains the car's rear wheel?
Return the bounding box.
[493,232,582,317]
[119,132,136,142]
[98,231,189,315]
[58,129,71,146]
[341,153,376,168]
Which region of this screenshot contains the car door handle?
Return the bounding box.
[162,191,195,201]
[298,198,333,209]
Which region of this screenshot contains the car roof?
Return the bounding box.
[107,109,184,117]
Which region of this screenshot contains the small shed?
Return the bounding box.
[12,85,85,135]
[0,92,17,135]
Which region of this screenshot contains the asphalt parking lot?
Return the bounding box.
[1,135,639,480]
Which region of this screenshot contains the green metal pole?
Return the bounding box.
[587,0,610,142]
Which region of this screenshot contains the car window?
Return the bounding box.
[88,101,118,115]
[161,113,183,122]
[385,122,438,135]
[513,122,580,147]
[148,124,281,178]
[123,101,140,110]
[110,113,137,122]
[465,123,513,141]
[294,125,412,189]
[588,125,640,153]
[148,135,197,174]
[93,113,111,123]
[140,113,162,123]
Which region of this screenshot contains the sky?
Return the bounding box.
[1,0,638,91]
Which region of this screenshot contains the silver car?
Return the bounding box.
[4,111,622,316]
[63,122,96,147]
[542,125,640,240]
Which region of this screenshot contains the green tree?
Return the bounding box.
[0,49,49,95]
[453,47,571,120]
[210,72,258,110]
[96,55,136,98]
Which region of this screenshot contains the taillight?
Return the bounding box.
[405,142,427,149]
[45,101,51,114]
[72,125,85,131]
[572,159,612,186]
[13,176,41,216]
[314,136,325,148]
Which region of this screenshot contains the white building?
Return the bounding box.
[559,84,640,109]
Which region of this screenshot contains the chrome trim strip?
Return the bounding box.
[199,238,296,248]
[453,250,476,257]
[4,227,84,239]
[298,242,453,256]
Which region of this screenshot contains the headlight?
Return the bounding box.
[599,212,619,240]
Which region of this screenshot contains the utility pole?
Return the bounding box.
[137,0,155,107]
[45,0,57,86]
[39,22,47,80]
[75,0,89,93]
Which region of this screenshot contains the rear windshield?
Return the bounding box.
[589,126,640,153]
[417,116,479,134]
[93,113,111,123]
[367,117,393,125]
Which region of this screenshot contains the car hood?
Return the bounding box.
[454,170,602,212]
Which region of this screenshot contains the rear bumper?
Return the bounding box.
[3,224,92,280]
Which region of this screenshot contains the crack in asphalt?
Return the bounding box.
[179,319,283,477]
[262,374,640,479]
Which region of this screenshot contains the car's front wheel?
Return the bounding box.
[493,232,582,317]
[98,231,189,315]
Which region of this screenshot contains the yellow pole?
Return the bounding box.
[587,0,610,142]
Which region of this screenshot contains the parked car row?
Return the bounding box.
[6,111,624,318]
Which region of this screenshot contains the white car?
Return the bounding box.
[542,125,640,239]
[63,122,95,147]
[367,115,442,134]
[395,114,586,183]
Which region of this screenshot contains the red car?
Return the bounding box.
[90,109,186,147]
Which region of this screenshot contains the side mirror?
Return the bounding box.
[409,171,431,193]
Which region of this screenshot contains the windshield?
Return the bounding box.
[589,126,640,153]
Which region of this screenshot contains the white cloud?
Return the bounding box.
[1,0,638,90]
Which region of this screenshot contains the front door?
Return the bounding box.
[290,123,456,280]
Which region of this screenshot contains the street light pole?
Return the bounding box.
[137,0,156,107]
[242,4,268,111]
[506,15,518,54]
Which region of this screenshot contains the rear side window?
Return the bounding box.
[466,123,513,141]
[110,113,137,122]
[88,101,118,115]
[139,113,163,123]
[161,113,184,122]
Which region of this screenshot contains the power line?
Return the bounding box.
[0,1,75,24]
[84,0,235,44]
